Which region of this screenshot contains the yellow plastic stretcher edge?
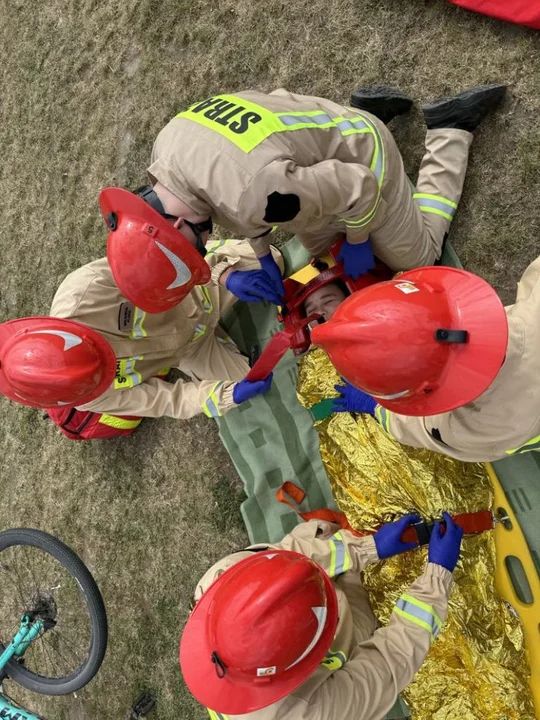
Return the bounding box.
[486,462,540,718]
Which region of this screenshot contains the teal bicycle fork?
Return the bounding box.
[0,616,44,720]
[0,615,44,673]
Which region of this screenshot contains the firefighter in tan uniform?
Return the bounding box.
[312,258,540,463]
[179,514,464,720]
[133,83,506,291]
[0,189,280,420]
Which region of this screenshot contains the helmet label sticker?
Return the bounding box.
[395,282,419,295]
[257,666,277,677]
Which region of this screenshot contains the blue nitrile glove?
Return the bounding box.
[337,239,375,280]
[259,252,286,299]
[332,382,377,415]
[428,512,464,572]
[225,270,282,305]
[233,373,274,404]
[374,514,422,559]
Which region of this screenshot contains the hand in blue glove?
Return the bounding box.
[226,270,282,305]
[259,252,285,299]
[332,381,377,415]
[337,239,375,280]
[233,373,273,404]
[428,511,464,572]
[374,513,422,559]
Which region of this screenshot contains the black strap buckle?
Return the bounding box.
[411,519,436,546]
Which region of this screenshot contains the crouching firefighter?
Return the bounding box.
[179,514,463,720]
[141,83,506,283]
[0,188,281,438]
[312,258,540,462]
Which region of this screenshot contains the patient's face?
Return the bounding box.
[304,282,347,321]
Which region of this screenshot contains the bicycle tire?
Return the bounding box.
[0,528,108,695]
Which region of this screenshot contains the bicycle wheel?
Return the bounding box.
[0,528,108,695]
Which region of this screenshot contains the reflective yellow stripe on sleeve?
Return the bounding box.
[506,434,540,455]
[202,382,224,418]
[328,531,352,577]
[375,405,392,435]
[207,710,230,720]
[206,239,230,255]
[197,286,214,313]
[394,593,442,642]
[321,648,348,671]
[413,193,458,222]
[191,324,208,342]
[98,414,142,430]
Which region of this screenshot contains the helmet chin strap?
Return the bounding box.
[134,185,177,220]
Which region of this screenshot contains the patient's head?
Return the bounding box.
[303,281,348,322]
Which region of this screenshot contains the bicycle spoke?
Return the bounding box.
[47,629,85,667]
[42,633,75,676]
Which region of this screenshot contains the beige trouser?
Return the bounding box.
[300,128,473,270]
[178,285,249,384]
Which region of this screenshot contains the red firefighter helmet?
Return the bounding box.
[180,550,338,715]
[100,187,211,313]
[280,239,393,355]
[0,317,117,409]
[312,266,508,416]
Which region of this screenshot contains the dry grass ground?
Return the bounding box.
[0,0,539,717]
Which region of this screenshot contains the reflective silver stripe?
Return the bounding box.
[335,118,369,133]
[278,113,332,127]
[125,357,142,386]
[131,307,147,339]
[203,381,224,418]
[414,196,456,216]
[328,532,351,576]
[395,597,442,638]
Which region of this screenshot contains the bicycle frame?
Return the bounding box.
[0,694,41,720]
[0,615,45,720]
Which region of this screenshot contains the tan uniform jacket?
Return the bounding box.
[376,255,540,462]
[50,240,270,420]
[194,520,453,720]
[149,89,406,257]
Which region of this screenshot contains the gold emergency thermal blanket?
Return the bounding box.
[297,349,534,720]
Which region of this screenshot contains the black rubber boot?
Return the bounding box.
[423,83,507,132]
[350,85,414,124]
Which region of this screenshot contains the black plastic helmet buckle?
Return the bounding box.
[435,328,468,344]
[211,651,227,679]
[106,212,118,231]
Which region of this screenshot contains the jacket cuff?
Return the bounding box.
[424,562,454,593]
[249,234,273,257]
[210,257,241,286]
[362,535,380,564]
[218,382,238,414]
